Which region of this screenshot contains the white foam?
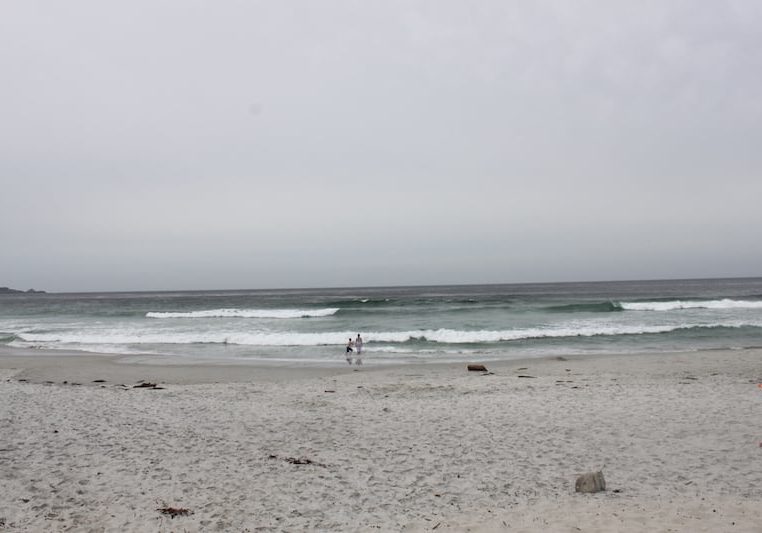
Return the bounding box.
[16,322,761,348]
[18,330,362,346]
[146,308,339,319]
[365,346,479,355]
[620,299,762,312]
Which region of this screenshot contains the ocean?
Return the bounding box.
[1,278,762,365]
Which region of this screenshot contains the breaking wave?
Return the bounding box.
[15,323,762,348]
[620,299,762,311]
[146,308,339,319]
[546,299,762,313]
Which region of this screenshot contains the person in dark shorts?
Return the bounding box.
[345,337,354,365]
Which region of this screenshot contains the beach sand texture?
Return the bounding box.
[1,349,761,531]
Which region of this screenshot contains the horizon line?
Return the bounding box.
[5,275,761,296]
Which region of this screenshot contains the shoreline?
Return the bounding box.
[0,343,754,385]
[2,347,761,530]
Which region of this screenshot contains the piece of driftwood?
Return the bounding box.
[133,382,164,389]
[467,364,488,372]
[517,375,536,378]
[157,506,193,518]
[575,470,606,493]
[268,454,326,467]
[286,457,319,465]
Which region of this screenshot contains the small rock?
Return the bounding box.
[467,364,488,372]
[575,470,606,493]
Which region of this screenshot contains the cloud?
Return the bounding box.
[1,1,761,290]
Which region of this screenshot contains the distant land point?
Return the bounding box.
[0,287,46,294]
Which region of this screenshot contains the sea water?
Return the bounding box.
[1,278,762,365]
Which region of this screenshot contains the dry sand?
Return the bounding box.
[1,348,761,532]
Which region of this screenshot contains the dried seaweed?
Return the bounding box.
[157,506,193,518]
[133,382,165,389]
[268,454,326,467]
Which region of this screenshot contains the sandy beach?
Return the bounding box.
[1,348,761,532]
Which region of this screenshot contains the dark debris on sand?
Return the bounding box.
[133,382,165,390]
[157,506,193,518]
[268,454,327,467]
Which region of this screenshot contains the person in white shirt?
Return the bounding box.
[354,334,364,365]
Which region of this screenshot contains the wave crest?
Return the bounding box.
[16,323,762,347]
[146,308,339,319]
[620,299,762,311]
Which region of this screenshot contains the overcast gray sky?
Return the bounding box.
[2,1,761,292]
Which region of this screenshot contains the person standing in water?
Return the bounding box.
[345,337,354,365]
[354,333,364,365]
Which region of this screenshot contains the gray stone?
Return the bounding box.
[575,470,606,493]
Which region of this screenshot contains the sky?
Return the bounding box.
[1,1,761,292]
